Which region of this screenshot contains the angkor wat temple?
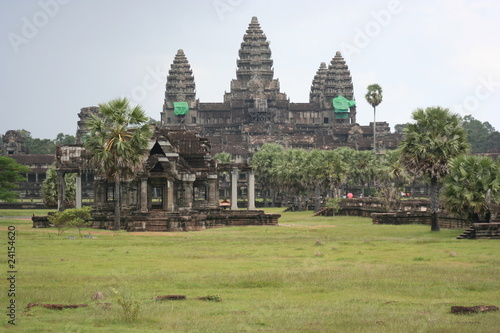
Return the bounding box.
[160,17,399,162]
[2,17,400,229]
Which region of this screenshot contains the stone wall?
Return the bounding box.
[127,209,280,232]
[371,212,470,229]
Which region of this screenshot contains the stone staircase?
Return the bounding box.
[457,223,500,239]
[456,226,475,239]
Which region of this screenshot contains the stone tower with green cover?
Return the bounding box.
[162,49,197,125]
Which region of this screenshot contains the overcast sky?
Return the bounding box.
[1,0,499,139]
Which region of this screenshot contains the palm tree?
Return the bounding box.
[399,107,469,231]
[443,155,499,222]
[350,150,379,197]
[323,149,349,198]
[85,98,152,230]
[365,84,383,152]
[252,143,284,207]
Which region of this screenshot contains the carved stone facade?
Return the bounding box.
[2,130,29,155]
[161,17,399,161]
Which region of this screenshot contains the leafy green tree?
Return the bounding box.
[213,152,233,164]
[461,115,499,153]
[85,98,152,230]
[54,133,76,145]
[0,156,31,202]
[394,123,410,135]
[17,130,55,154]
[443,155,499,221]
[399,107,470,231]
[41,165,76,208]
[365,84,383,152]
[487,132,500,153]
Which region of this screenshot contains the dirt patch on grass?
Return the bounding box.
[278,224,336,228]
[128,232,182,236]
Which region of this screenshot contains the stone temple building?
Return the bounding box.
[161,16,399,162]
[54,121,279,231]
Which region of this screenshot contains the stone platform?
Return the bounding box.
[88,209,280,232]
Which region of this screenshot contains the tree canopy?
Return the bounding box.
[461,115,499,153]
[213,152,233,164]
[0,156,31,202]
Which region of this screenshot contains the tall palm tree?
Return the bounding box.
[365,84,383,152]
[85,98,152,230]
[399,106,469,231]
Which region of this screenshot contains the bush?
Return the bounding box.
[48,206,92,236]
[112,288,140,322]
[325,198,341,214]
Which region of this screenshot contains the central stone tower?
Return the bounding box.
[224,17,288,123]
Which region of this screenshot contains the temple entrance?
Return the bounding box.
[151,185,164,209]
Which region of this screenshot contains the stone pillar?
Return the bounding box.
[167,180,174,211]
[184,181,194,209]
[140,178,148,212]
[57,171,65,212]
[207,174,218,208]
[231,168,239,210]
[248,171,256,210]
[75,173,82,209]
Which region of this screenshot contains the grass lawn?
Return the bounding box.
[1,209,499,332]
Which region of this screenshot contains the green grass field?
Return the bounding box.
[1,209,499,332]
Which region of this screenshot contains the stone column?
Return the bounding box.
[140,178,148,212]
[75,173,82,209]
[167,180,174,211]
[207,175,218,208]
[57,171,65,212]
[247,171,256,210]
[184,181,194,209]
[231,168,239,210]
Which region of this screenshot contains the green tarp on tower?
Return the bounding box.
[332,95,356,110]
[332,95,355,119]
[174,102,189,115]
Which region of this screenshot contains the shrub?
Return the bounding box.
[112,288,140,322]
[48,206,92,236]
